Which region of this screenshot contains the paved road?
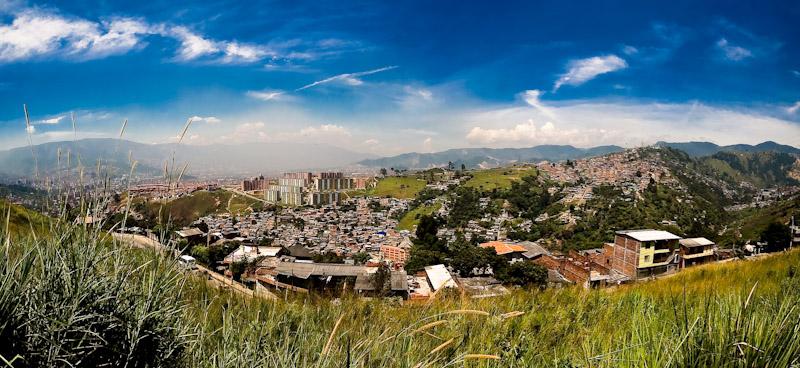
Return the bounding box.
[112,233,277,301]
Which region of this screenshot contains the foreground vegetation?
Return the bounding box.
[2,215,800,367]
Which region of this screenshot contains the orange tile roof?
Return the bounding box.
[479,241,526,255]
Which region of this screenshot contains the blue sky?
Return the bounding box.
[0,0,799,154]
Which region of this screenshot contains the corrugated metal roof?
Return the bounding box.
[275,262,371,279]
[480,241,527,255]
[617,229,681,242]
[425,264,457,291]
[679,237,714,247]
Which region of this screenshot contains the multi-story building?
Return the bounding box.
[313,172,354,192]
[679,237,716,268]
[242,175,268,191]
[603,229,681,280]
[266,174,311,206]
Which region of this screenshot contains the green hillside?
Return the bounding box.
[133,189,264,228]
[368,176,427,199]
[0,199,49,237]
[464,166,538,191]
[397,202,442,230]
[701,151,799,188]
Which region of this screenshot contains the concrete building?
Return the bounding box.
[603,229,681,280]
[679,237,716,268]
[242,175,268,191]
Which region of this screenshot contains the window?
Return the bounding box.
[644,255,651,263]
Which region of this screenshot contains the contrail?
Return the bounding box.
[295,65,398,91]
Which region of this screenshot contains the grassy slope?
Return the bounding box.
[397,202,442,231]
[142,189,262,227]
[464,167,537,191]
[717,195,799,246]
[185,248,800,367]
[0,199,49,237]
[368,177,427,199]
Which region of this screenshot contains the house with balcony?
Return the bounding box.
[603,229,681,280]
[679,237,716,268]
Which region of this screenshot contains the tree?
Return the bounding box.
[190,245,209,264]
[352,252,371,265]
[404,249,446,273]
[380,168,388,176]
[461,163,466,171]
[761,222,791,252]
[496,262,548,287]
[370,263,392,296]
[229,260,247,281]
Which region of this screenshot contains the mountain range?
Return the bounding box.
[357,145,625,169]
[0,139,374,178]
[654,141,800,157]
[359,141,800,170]
[0,139,797,178]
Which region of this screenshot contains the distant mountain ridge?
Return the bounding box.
[655,141,800,157]
[0,138,376,178]
[358,145,624,169]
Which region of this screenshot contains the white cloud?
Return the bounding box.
[234,121,265,134]
[716,38,752,61]
[190,116,221,124]
[295,66,398,91]
[554,55,627,91]
[520,89,555,118]
[422,137,433,152]
[364,138,379,145]
[169,26,218,60]
[0,10,155,62]
[25,125,35,134]
[220,41,272,63]
[787,101,800,115]
[246,90,286,101]
[462,96,800,148]
[404,86,433,101]
[622,45,639,55]
[466,119,575,144]
[402,128,439,136]
[299,124,350,137]
[0,7,337,65]
[38,115,64,125]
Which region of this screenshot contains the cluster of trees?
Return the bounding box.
[190,241,241,267]
[497,175,557,220]
[446,187,483,228]
[405,215,547,287]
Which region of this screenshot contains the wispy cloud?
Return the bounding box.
[37,115,64,125]
[716,38,752,61]
[787,101,800,115]
[553,55,627,91]
[246,90,287,101]
[295,66,398,91]
[189,116,221,124]
[0,7,352,65]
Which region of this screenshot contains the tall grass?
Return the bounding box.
[3,189,800,368]
[3,106,800,367]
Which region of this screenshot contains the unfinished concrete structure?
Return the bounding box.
[679,237,716,268]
